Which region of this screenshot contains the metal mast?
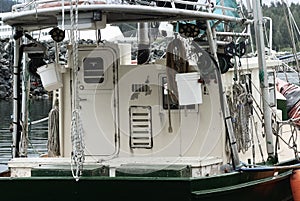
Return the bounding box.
[252,0,276,163]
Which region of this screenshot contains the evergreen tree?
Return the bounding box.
[0,0,17,12]
[262,2,300,51]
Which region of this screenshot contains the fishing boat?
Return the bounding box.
[1,0,300,200]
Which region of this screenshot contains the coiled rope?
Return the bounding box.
[228,82,252,153]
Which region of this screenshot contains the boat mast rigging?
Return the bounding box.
[281,0,300,85]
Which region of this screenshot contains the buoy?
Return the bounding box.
[290,169,300,201]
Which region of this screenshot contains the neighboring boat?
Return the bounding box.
[276,77,300,127]
[1,0,299,200]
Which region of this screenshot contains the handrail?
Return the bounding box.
[12,0,104,12]
[11,0,241,15]
[30,117,49,125]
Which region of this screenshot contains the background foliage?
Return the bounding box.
[262,2,300,52]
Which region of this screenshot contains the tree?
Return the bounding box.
[262,2,300,51]
[0,0,17,12]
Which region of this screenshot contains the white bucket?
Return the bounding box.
[175,72,202,105]
[37,63,63,91]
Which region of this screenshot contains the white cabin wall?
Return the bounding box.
[61,68,72,157]
[60,43,226,162]
[187,83,226,158]
[117,64,180,156]
[117,63,226,160]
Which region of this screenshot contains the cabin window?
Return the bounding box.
[83,57,104,83]
[129,106,153,149]
[161,76,196,110]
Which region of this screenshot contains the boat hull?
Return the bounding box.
[0,168,293,201]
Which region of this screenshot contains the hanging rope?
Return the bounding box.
[71,109,85,181]
[166,36,189,103]
[48,102,60,157]
[165,36,189,133]
[228,82,252,153]
[69,0,85,181]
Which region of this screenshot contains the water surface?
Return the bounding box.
[0,99,52,166]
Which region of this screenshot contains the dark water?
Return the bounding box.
[0,99,52,166]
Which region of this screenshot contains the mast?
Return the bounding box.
[20,37,29,157]
[252,0,276,162]
[12,28,21,158]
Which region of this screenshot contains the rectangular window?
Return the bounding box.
[83,57,104,83]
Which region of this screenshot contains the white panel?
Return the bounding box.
[77,45,118,156]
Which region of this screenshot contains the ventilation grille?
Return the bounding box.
[132,84,150,93]
[129,106,153,148]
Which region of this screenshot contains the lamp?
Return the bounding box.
[49,27,65,42]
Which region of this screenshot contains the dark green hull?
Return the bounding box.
[0,166,294,201]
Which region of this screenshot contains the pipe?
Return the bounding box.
[12,29,22,158]
[137,22,150,64]
[263,17,272,56]
[253,0,275,162]
[19,44,30,157]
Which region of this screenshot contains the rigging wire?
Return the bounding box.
[242,34,300,162]
[275,119,300,160]
[281,0,300,84]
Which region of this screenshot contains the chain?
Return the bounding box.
[71,110,85,181]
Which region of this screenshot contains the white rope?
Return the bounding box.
[69,0,85,181]
[31,117,49,125]
[230,82,252,153]
[71,110,85,181]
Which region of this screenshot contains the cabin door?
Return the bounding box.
[76,45,118,157]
